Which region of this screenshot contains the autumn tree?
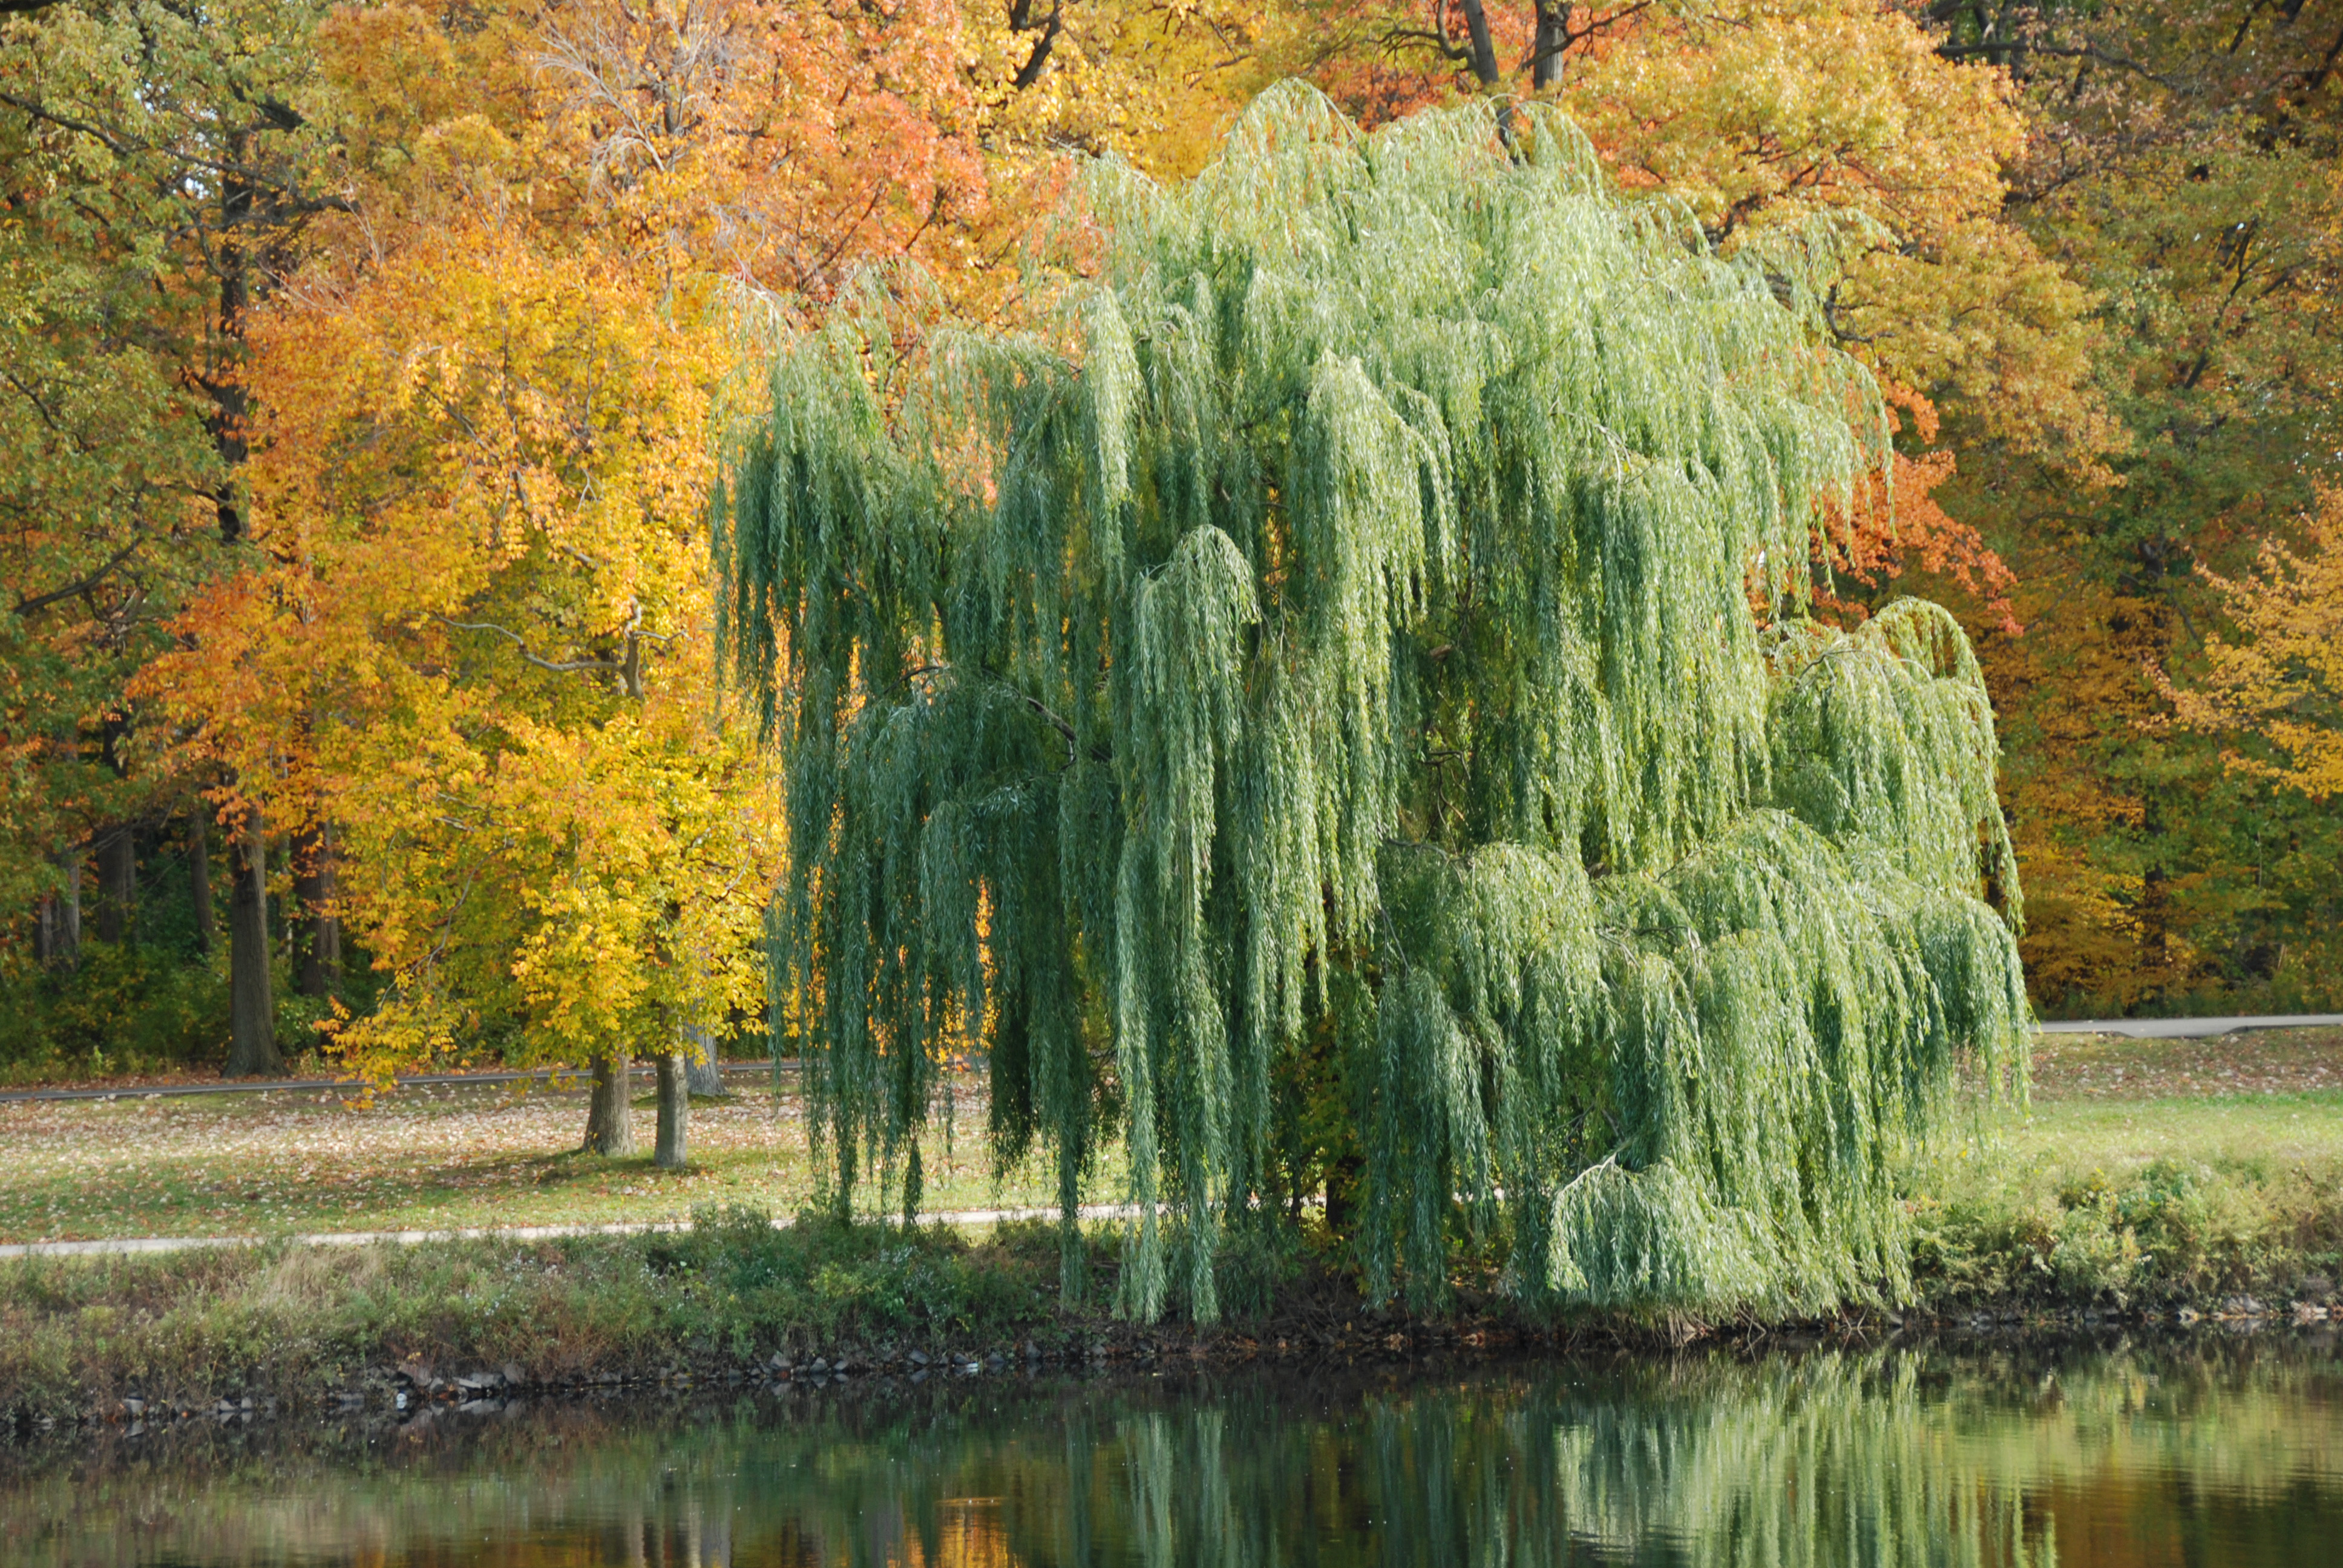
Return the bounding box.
[1,0,341,1071]
[142,211,782,1156]
[721,90,2028,1319]
[2162,486,2343,804]
[965,0,1289,177]
[1927,1,2343,1011]
[143,0,987,1146]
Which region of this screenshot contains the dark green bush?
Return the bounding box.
[0,942,230,1082]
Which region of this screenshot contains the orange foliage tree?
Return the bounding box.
[142,0,989,1148]
[1944,0,2343,1013]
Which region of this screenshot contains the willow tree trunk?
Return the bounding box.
[585,1051,636,1155]
[655,1052,690,1169]
[188,815,214,954]
[93,823,137,944]
[224,812,282,1077]
[293,822,340,998]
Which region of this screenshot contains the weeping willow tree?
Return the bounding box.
[716,85,2028,1322]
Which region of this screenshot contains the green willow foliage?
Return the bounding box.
[717,85,2029,1322]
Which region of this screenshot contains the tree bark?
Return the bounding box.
[188,814,214,954]
[293,821,340,997]
[681,1020,727,1097]
[93,823,137,944]
[225,811,282,1077]
[585,1050,636,1155]
[655,1051,689,1169]
[209,131,253,545]
[1458,0,1504,86]
[37,849,82,970]
[1532,2,1570,89]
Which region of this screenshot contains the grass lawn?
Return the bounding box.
[1909,1027,2343,1305]
[2,1028,2341,1418]
[0,1071,1105,1245]
[1,1028,2338,1253]
[1936,1025,2343,1177]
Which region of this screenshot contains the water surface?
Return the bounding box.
[8,1335,2339,1566]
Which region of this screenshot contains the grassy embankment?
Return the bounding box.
[1907,1027,2343,1312]
[1,1029,2338,1421]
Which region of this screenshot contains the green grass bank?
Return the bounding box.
[4,1030,2341,1424]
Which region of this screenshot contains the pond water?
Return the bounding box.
[6,1336,2339,1566]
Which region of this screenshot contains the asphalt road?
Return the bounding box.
[2035,1014,2343,1039]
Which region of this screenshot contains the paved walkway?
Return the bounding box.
[2036,1013,2343,1039]
[0,1203,1138,1261]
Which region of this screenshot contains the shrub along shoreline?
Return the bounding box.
[5,1146,2341,1429]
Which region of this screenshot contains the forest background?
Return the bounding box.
[3,0,2340,1092]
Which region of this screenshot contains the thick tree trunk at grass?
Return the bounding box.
[293,822,340,997]
[585,1051,635,1155]
[188,815,214,954]
[655,1051,689,1169]
[224,812,282,1077]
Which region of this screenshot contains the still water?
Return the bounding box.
[6,1337,2339,1566]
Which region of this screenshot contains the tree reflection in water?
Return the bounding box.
[7,1340,2340,1566]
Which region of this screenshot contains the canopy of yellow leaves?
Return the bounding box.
[2164,486,2343,803]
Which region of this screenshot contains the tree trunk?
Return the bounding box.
[189,815,214,954]
[210,132,253,545]
[93,823,137,944]
[225,811,282,1077]
[1457,0,1504,87]
[681,1020,727,1097]
[37,849,82,970]
[293,822,340,997]
[655,1051,689,1169]
[585,1051,636,1155]
[1531,2,1568,89]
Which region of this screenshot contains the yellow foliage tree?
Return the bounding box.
[2163,486,2343,803]
[966,1,1289,178]
[140,214,783,1156]
[139,0,996,1153]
